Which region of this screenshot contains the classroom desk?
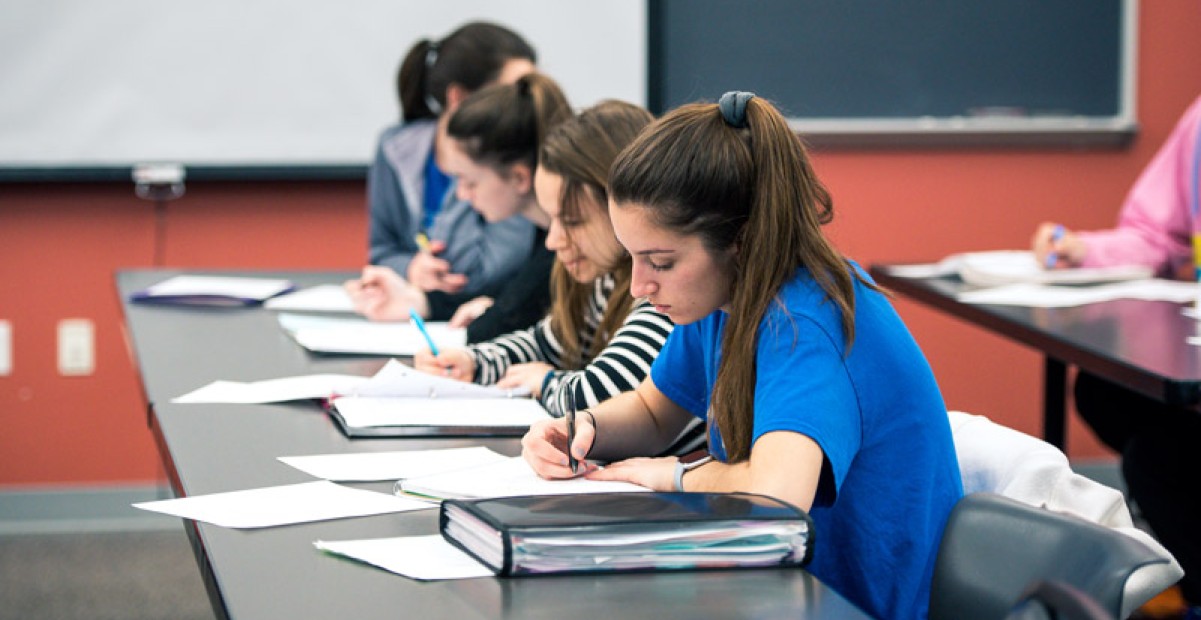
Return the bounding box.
[116,269,870,620]
[869,264,1201,450]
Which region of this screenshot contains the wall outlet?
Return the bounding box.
[58,319,94,376]
[0,320,10,376]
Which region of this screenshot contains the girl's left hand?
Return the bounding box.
[586,457,677,491]
[497,362,555,398]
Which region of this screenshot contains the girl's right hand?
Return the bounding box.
[413,347,475,382]
[521,416,597,480]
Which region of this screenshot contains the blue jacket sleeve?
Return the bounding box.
[427,195,537,298]
[367,134,419,277]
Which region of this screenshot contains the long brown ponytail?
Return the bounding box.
[609,94,872,462]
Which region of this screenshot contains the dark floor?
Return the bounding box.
[0,527,214,620]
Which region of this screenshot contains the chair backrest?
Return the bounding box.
[929,493,1171,620]
[947,410,1183,618]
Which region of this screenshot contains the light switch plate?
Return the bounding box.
[58,319,94,376]
[0,320,10,376]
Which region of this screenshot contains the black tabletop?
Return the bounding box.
[116,269,870,620]
[869,265,1201,406]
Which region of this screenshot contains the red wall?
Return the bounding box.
[3,1,1200,487]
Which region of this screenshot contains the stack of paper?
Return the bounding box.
[277,312,466,356]
[264,284,356,314]
[955,251,1152,287]
[884,250,1153,288]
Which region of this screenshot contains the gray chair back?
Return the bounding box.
[929,493,1172,620]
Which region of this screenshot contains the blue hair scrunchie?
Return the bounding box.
[718,91,755,128]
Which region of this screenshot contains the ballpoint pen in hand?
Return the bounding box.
[566,397,578,474]
[409,308,440,356]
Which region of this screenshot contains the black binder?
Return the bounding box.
[440,492,814,577]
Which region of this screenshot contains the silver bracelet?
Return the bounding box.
[673,455,712,492]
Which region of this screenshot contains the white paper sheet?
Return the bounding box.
[140,275,294,300]
[170,359,527,405]
[264,284,356,313]
[315,535,492,581]
[278,446,510,482]
[277,312,466,356]
[172,373,367,404]
[353,359,528,399]
[399,456,650,500]
[131,481,433,528]
[957,279,1201,308]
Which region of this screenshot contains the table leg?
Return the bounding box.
[1043,357,1067,450]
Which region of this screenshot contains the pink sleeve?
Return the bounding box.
[1076,95,1201,276]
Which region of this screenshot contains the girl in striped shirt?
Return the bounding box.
[415,101,676,420]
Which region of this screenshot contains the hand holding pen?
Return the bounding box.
[410,309,458,378]
[412,344,475,382]
[1033,221,1085,269]
[521,406,596,479]
[407,233,469,293]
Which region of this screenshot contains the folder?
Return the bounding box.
[439,492,814,577]
[130,275,295,306]
[328,397,548,438]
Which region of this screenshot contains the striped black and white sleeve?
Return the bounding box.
[540,300,673,418]
[467,315,564,387]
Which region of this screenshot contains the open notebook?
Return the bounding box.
[884,250,1153,287]
[326,360,547,438]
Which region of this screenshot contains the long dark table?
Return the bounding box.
[117,269,869,620]
[870,264,1201,449]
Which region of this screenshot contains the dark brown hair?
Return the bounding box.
[608,96,873,462]
[447,72,571,175]
[397,22,536,122]
[539,101,655,367]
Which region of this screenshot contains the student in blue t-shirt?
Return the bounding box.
[521,92,963,620]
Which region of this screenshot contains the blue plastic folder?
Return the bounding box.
[130,275,295,307]
[440,492,814,577]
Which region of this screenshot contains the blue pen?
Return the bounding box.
[409,308,440,356]
[1045,224,1065,268]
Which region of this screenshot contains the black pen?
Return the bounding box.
[565,398,578,474]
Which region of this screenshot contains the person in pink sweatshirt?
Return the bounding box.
[1031,94,1201,619]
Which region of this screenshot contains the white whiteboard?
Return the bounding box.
[0,0,646,177]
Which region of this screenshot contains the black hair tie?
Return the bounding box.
[718,91,755,128]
